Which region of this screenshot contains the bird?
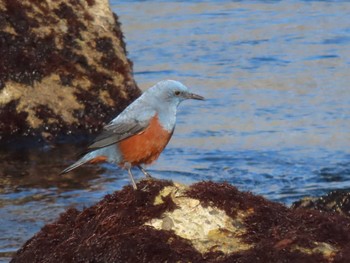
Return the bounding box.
[60,80,204,189]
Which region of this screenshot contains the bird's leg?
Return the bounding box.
[124,162,137,189]
[137,165,153,179]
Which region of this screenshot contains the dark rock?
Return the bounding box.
[11,180,350,263]
[292,190,350,218]
[0,0,141,146]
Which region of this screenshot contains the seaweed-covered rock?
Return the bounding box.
[0,0,141,145]
[11,180,350,263]
[292,190,350,218]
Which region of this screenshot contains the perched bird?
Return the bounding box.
[60,80,204,189]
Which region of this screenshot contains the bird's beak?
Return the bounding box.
[187,92,205,100]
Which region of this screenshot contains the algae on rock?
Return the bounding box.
[0,0,140,145]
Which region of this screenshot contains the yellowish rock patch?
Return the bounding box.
[145,183,252,255]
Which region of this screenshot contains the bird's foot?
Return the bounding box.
[124,162,137,190]
[137,165,153,179]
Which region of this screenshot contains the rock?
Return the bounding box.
[145,183,252,255]
[0,0,141,146]
[11,180,350,262]
[292,190,350,218]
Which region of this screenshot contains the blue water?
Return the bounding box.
[1,0,350,261]
[114,0,350,201]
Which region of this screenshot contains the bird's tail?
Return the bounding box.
[59,157,90,175]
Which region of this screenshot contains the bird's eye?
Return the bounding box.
[174,91,181,96]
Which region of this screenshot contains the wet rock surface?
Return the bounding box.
[0,0,140,146]
[11,180,350,263]
[292,190,350,218]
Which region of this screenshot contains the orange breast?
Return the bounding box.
[118,114,173,166]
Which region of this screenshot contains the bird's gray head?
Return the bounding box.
[146,80,204,107]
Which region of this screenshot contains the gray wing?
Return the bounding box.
[87,119,150,151]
